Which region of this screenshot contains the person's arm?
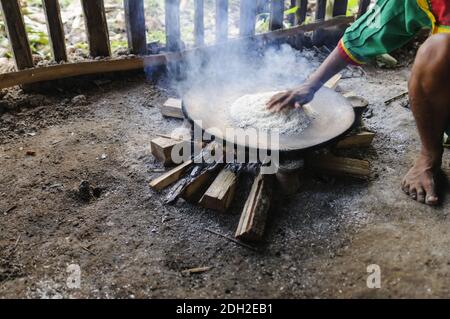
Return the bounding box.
[267,0,431,112]
[267,47,348,112]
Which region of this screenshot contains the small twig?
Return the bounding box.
[181,266,212,275]
[81,246,96,256]
[155,133,189,141]
[5,205,17,214]
[205,228,259,252]
[384,91,408,105]
[50,139,64,145]
[12,234,21,251]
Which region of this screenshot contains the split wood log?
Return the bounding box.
[216,0,228,42]
[81,0,111,57]
[336,131,375,149]
[269,0,284,31]
[194,0,205,46]
[182,164,224,203]
[150,137,186,166]
[124,0,147,55]
[0,16,353,89]
[305,154,370,179]
[324,74,342,90]
[165,0,181,51]
[161,98,184,119]
[180,141,226,200]
[0,0,33,70]
[149,160,193,191]
[235,173,273,242]
[42,0,67,62]
[199,168,237,212]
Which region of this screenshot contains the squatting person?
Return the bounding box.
[267,0,450,206]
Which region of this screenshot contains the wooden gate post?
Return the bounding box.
[42,0,67,62]
[0,0,33,70]
[165,0,181,51]
[81,0,111,57]
[124,0,147,55]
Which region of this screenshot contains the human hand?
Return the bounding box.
[266,84,316,112]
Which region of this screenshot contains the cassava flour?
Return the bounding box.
[229,91,312,134]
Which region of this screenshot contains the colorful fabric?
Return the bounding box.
[339,0,450,65]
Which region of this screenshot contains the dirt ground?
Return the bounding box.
[0,58,450,299]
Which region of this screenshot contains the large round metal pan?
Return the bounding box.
[182,87,355,152]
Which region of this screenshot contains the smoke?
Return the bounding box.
[175,42,319,98]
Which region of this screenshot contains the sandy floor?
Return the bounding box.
[0,64,449,298]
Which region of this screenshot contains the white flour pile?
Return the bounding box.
[229,91,312,134]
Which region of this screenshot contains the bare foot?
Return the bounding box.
[402,152,441,205]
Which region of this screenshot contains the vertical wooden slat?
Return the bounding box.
[295,0,308,25]
[215,0,228,42]
[0,0,33,70]
[124,0,147,55]
[269,0,284,31]
[42,0,67,62]
[315,0,327,21]
[357,0,371,18]
[332,0,348,16]
[165,0,181,51]
[81,0,111,57]
[194,0,204,46]
[240,0,257,37]
[288,0,295,25]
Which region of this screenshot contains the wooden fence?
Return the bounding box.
[0,0,372,89]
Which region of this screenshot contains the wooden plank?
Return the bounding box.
[0,0,33,70]
[269,0,284,31]
[288,0,296,25]
[324,73,342,90]
[239,0,257,37]
[215,0,228,43]
[149,160,193,191]
[295,0,308,25]
[81,0,111,57]
[200,169,237,212]
[165,0,181,51]
[315,0,327,21]
[305,154,370,179]
[235,173,272,242]
[194,0,205,47]
[357,0,371,18]
[0,16,354,89]
[161,98,184,119]
[42,0,67,62]
[0,55,172,89]
[332,0,348,17]
[336,131,375,149]
[124,0,147,55]
[150,137,186,166]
